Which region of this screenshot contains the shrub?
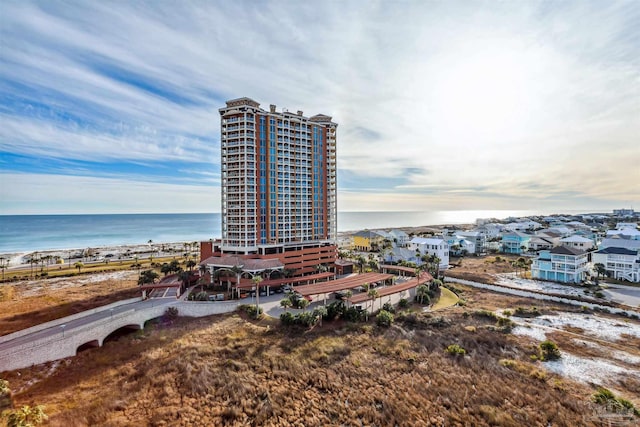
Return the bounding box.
[445,344,466,356]
[593,387,640,415]
[381,302,396,313]
[343,307,364,322]
[164,306,179,321]
[0,379,12,412]
[5,405,48,426]
[324,301,345,321]
[513,306,541,318]
[502,310,512,317]
[279,312,295,325]
[194,291,208,301]
[595,291,605,299]
[376,310,394,327]
[496,316,514,333]
[539,340,561,361]
[398,298,410,309]
[238,304,262,317]
[472,310,498,321]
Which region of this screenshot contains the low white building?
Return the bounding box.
[592,247,640,282]
[560,235,594,251]
[388,229,410,247]
[606,228,640,240]
[408,237,449,269]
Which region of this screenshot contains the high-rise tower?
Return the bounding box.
[219,98,337,262]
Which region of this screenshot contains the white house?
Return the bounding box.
[504,221,542,232]
[600,236,640,251]
[388,229,410,247]
[606,228,640,240]
[615,222,637,230]
[476,223,502,239]
[592,247,640,282]
[560,235,594,251]
[457,231,486,254]
[408,237,449,269]
[531,246,589,284]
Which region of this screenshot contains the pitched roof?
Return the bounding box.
[550,246,586,256]
[353,230,386,239]
[595,247,638,256]
[410,237,446,245]
[560,235,592,243]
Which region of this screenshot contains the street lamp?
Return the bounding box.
[110,308,114,319]
[60,324,66,338]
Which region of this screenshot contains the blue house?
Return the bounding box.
[501,232,531,254]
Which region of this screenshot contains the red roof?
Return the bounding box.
[293,272,393,297]
[349,271,433,304]
[234,272,335,290]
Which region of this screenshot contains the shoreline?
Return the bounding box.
[0,223,470,269]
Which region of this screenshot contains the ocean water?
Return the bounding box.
[0,209,553,253]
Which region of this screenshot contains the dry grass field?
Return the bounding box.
[4,284,639,427]
[0,271,139,335]
[445,255,521,284]
[2,269,639,427]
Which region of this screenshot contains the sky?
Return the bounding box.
[1,1,639,215]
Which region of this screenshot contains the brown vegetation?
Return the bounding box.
[4,309,611,426]
[445,255,521,284]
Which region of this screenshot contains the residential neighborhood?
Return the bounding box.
[345,209,640,285]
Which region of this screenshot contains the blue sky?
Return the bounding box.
[1,1,638,214]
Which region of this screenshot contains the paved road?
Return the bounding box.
[601,283,640,307]
[0,298,174,351]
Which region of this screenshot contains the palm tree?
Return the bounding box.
[280,296,292,312]
[594,263,606,280]
[368,288,379,313]
[298,297,310,311]
[343,289,353,306]
[252,275,263,318]
[416,284,429,304]
[230,265,244,295]
[74,261,83,273]
[356,255,366,273]
[186,259,197,272]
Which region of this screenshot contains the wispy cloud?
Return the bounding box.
[1,1,638,213]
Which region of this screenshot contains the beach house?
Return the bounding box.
[592,247,640,282]
[408,237,449,269]
[531,246,589,284]
[501,232,531,254]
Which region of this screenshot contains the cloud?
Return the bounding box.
[1,1,638,213]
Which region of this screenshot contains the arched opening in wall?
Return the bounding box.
[102,324,142,345]
[76,340,100,354]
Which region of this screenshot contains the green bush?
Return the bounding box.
[343,307,365,322]
[445,344,466,356]
[376,310,394,327]
[593,387,640,415]
[472,310,498,321]
[513,306,541,318]
[398,298,410,309]
[164,306,179,320]
[324,301,345,321]
[239,304,262,318]
[381,302,396,313]
[280,312,295,325]
[539,340,561,361]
